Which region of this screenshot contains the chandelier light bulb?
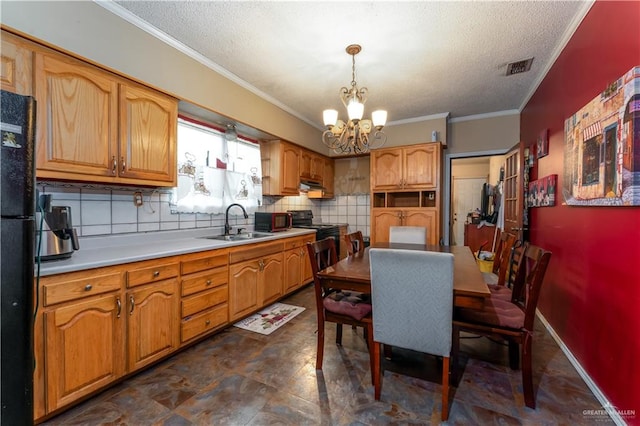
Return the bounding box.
[372,110,387,128]
[323,109,338,127]
[347,99,364,121]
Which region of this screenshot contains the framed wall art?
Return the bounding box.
[563,65,640,206]
[528,174,557,207]
[537,129,549,159]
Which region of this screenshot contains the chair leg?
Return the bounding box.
[522,333,536,409]
[451,324,459,386]
[366,323,375,385]
[441,356,451,421]
[373,341,382,400]
[316,320,324,370]
[336,323,343,345]
[508,340,520,370]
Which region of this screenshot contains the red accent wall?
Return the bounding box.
[520,0,640,417]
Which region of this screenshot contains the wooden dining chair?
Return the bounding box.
[369,248,454,421]
[453,244,552,409]
[344,230,365,256]
[306,238,373,372]
[482,232,518,299]
[388,226,427,244]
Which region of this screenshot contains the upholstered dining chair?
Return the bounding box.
[306,238,373,372]
[453,244,552,409]
[388,226,427,244]
[369,248,454,421]
[344,230,365,256]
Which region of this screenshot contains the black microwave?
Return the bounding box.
[254,212,292,232]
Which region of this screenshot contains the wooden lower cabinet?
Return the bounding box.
[371,208,438,245]
[126,279,180,371]
[228,252,283,321]
[35,234,314,421]
[283,235,314,293]
[44,293,125,411]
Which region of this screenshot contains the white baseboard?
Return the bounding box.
[536,309,627,426]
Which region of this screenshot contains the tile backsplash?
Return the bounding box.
[37,182,370,238]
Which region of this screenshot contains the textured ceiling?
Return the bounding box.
[107,1,592,130]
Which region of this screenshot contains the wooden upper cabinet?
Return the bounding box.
[371,143,440,190]
[300,149,323,182]
[300,149,313,180]
[403,144,438,188]
[260,140,300,196]
[33,48,177,186]
[1,31,33,95]
[119,83,177,184]
[34,51,119,179]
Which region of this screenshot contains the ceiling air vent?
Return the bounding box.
[506,58,534,76]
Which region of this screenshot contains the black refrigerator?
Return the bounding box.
[1,89,36,425]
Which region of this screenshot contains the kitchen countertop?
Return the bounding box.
[36,228,317,277]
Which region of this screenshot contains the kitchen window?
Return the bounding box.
[171,117,262,214]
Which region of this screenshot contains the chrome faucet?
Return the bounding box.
[224,203,248,235]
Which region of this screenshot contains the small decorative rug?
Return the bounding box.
[233,303,305,335]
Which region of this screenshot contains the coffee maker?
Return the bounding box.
[36,194,79,261]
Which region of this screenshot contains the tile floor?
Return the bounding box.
[41,285,606,425]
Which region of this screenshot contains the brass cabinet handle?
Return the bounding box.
[153,271,160,278]
[121,156,126,173]
[258,259,265,272]
[206,279,212,286]
[112,156,117,175]
[205,320,211,326]
[84,284,92,291]
[129,296,135,315]
[116,297,122,318]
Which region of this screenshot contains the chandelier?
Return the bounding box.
[322,44,387,154]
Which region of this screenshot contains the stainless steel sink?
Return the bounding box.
[201,232,273,241]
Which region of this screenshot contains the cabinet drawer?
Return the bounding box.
[181,251,228,275]
[181,304,228,342]
[182,286,228,317]
[127,262,179,288]
[43,272,121,306]
[181,267,227,297]
[283,237,307,250]
[229,241,283,264]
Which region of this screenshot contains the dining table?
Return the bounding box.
[317,242,491,310]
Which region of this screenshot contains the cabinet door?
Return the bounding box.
[1,31,33,95]
[404,144,439,188]
[310,154,324,182]
[229,260,260,321]
[370,209,402,244]
[281,143,301,194]
[45,294,124,411]
[301,240,314,284]
[127,279,179,371]
[119,83,177,185]
[404,209,438,245]
[34,51,118,178]
[371,149,403,190]
[283,248,302,293]
[260,252,283,306]
[299,149,312,180]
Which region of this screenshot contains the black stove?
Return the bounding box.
[288,210,341,253]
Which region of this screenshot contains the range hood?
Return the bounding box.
[299,180,325,191]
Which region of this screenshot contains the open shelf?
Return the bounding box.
[372,190,438,208]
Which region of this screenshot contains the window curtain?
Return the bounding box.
[171,119,262,214]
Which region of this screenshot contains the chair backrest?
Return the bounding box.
[513,244,552,331]
[306,238,339,315]
[344,231,365,255]
[388,226,427,244]
[369,248,453,357]
[494,232,517,285]
[492,231,515,274]
[506,239,526,291]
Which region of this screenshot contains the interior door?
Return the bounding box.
[503,142,527,241]
[452,177,486,246]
